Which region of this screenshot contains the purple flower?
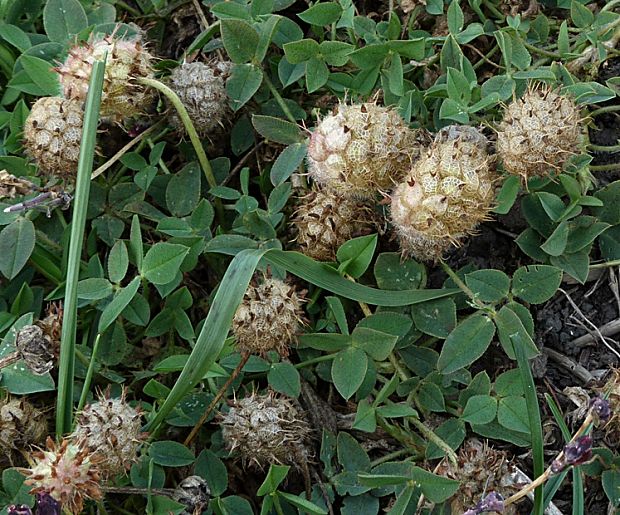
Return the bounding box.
[589,397,611,424]
[551,435,593,473]
[462,492,505,514]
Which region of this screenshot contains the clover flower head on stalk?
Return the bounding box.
[232,273,306,357]
[390,125,497,262]
[307,101,428,199]
[589,396,612,425]
[21,437,103,515]
[22,97,84,182]
[496,84,583,183]
[56,31,155,123]
[70,387,146,478]
[168,60,233,138]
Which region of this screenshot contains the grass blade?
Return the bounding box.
[56,57,105,436]
[513,334,544,515]
[264,249,457,306]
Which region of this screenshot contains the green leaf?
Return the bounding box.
[410,467,459,503]
[570,0,594,27]
[220,19,260,63]
[149,441,195,467]
[257,465,290,495]
[0,218,35,279]
[337,233,378,278]
[417,381,446,412]
[386,39,425,60]
[374,252,426,290]
[352,326,398,361]
[447,0,464,34]
[129,215,143,271]
[306,57,330,93]
[270,142,307,186]
[602,470,620,506]
[511,265,562,304]
[43,0,88,42]
[332,346,368,400]
[298,2,343,26]
[437,314,496,374]
[195,451,228,497]
[494,305,539,360]
[283,38,320,63]
[108,240,129,284]
[599,225,620,260]
[387,53,404,96]
[540,221,569,256]
[98,276,141,333]
[498,396,530,433]
[493,176,520,215]
[252,115,302,145]
[593,181,620,224]
[353,399,377,432]
[142,243,190,285]
[77,278,113,300]
[461,394,497,424]
[550,251,590,284]
[558,20,570,56]
[267,361,301,397]
[279,492,327,514]
[565,217,610,254]
[464,269,510,303]
[227,64,263,111]
[20,55,60,96]
[166,163,201,217]
[411,297,456,338]
[320,41,354,66]
[338,431,371,471]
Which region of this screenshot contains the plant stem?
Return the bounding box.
[295,353,337,369]
[137,77,224,223]
[439,259,485,309]
[522,40,562,59]
[184,352,250,446]
[590,162,620,171]
[590,259,620,269]
[369,448,410,467]
[56,58,105,437]
[589,104,620,117]
[76,334,101,415]
[588,142,620,152]
[408,416,458,467]
[263,73,297,124]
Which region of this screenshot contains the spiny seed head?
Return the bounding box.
[232,275,305,357]
[307,102,427,199]
[168,60,232,137]
[70,388,145,478]
[292,188,376,261]
[23,438,102,515]
[390,125,496,262]
[435,438,520,514]
[57,33,155,122]
[0,397,47,456]
[172,476,210,514]
[497,85,583,181]
[22,97,84,181]
[220,391,312,470]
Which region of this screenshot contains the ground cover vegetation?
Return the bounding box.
[0,0,618,513]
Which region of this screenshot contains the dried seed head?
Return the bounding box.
[57,33,155,122]
[435,438,520,514]
[37,302,63,358]
[172,476,210,514]
[168,60,232,137]
[220,391,312,470]
[232,275,305,357]
[0,397,47,456]
[15,325,55,375]
[291,188,376,261]
[70,388,145,478]
[497,85,583,182]
[390,125,496,262]
[307,102,428,199]
[23,438,102,515]
[0,171,37,200]
[22,97,84,181]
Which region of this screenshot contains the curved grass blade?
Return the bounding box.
[264,249,458,306]
[145,248,265,432]
[56,57,105,436]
